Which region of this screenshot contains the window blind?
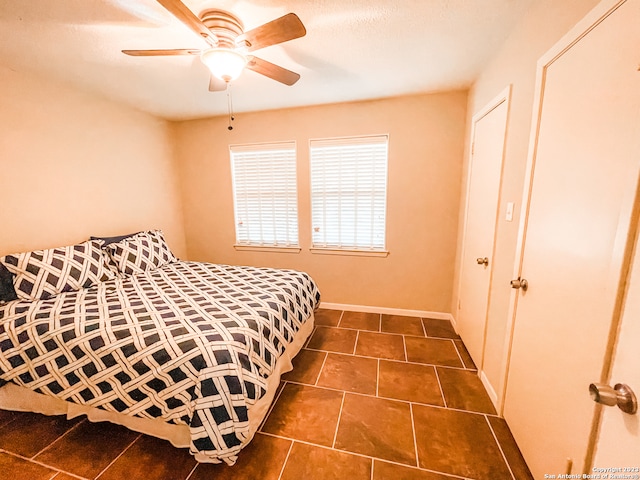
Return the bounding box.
[230,142,299,247]
[310,135,388,251]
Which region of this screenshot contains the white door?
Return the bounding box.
[503,0,640,477]
[593,219,640,467]
[457,90,509,369]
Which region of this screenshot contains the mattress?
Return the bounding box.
[0,261,320,464]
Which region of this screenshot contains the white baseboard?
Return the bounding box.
[480,369,499,410]
[449,314,458,331]
[319,302,454,322]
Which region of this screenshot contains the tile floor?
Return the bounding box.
[0,309,533,480]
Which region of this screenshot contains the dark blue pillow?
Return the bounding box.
[0,262,18,302]
[90,232,140,247]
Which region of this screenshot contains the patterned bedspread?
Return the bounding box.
[0,261,320,464]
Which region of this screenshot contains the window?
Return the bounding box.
[230,142,299,249]
[310,135,389,254]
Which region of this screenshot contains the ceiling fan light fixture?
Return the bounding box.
[201,48,247,82]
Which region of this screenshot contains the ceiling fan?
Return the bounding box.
[122,0,306,91]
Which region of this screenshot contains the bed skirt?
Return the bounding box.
[0,312,314,463]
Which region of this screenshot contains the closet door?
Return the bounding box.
[457,89,509,381]
[503,0,640,477]
[593,213,640,466]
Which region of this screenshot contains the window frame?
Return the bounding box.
[308,134,390,257]
[229,141,301,252]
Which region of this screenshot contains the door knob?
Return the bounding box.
[510,277,528,291]
[589,383,637,414]
[476,257,489,266]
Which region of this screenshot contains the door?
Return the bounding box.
[593,214,640,466]
[457,89,509,371]
[503,0,640,477]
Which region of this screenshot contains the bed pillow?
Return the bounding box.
[90,232,140,247]
[105,230,177,275]
[0,240,114,301]
[0,263,18,303]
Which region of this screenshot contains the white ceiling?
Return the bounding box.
[0,0,534,121]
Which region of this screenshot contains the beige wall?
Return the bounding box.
[0,66,186,258]
[172,92,467,313]
[453,0,601,397]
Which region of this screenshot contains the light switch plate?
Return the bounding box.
[506,202,514,222]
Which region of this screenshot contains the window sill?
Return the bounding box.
[234,245,301,254]
[309,248,389,258]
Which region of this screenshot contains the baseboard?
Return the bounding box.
[319,302,454,322]
[449,314,458,331]
[480,369,499,410]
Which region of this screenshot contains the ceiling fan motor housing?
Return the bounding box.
[199,10,244,48]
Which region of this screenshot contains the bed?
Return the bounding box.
[0,230,320,465]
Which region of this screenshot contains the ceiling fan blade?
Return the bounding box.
[155,0,217,46]
[209,75,227,92]
[245,55,301,86]
[236,13,306,52]
[122,48,201,56]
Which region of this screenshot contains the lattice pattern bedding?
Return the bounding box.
[0,261,320,464]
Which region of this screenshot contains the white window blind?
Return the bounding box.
[230,142,299,247]
[310,135,388,251]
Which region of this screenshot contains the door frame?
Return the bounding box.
[456,86,511,405]
[498,0,635,465]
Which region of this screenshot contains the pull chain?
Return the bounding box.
[227,83,235,131]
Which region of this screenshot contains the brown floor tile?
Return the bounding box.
[454,339,477,370]
[281,442,371,480]
[422,318,459,339]
[0,409,20,428]
[34,419,140,479]
[373,460,454,480]
[413,405,511,479]
[0,452,58,480]
[184,433,292,480]
[437,367,496,414]
[0,412,83,458]
[314,308,342,327]
[405,337,462,367]
[317,353,378,395]
[307,326,358,354]
[98,434,196,480]
[261,383,343,446]
[282,348,327,385]
[378,361,444,406]
[339,311,380,331]
[487,416,534,480]
[355,331,405,360]
[381,314,425,336]
[335,394,416,466]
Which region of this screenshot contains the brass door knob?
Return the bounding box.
[510,278,529,291]
[589,383,637,415]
